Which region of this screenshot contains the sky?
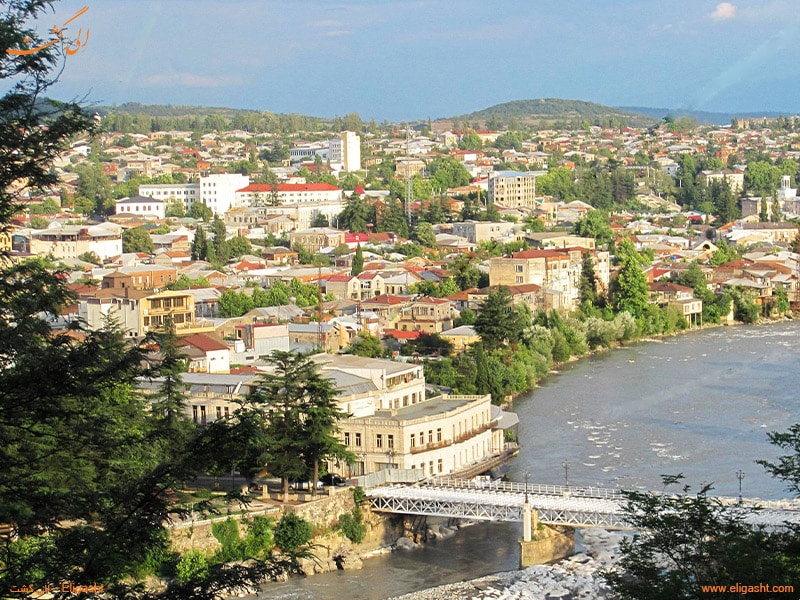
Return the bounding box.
[22,0,800,122]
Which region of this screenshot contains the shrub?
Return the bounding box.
[336,506,367,544]
[211,518,245,563]
[242,515,274,559]
[175,550,208,584]
[352,486,366,504]
[274,513,313,555]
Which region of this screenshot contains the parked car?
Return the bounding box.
[320,473,347,487]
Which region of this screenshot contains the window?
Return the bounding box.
[200,405,206,425]
[437,458,443,473]
[387,434,394,449]
[515,264,523,272]
[344,432,351,446]
[216,407,222,419]
[437,428,442,442]
[192,405,198,424]
[376,434,383,448]
[355,432,362,447]
[224,406,229,418]
[410,434,415,447]
[428,430,433,444]
[515,276,523,284]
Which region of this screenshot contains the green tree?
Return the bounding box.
[188,201,213,222]
[458,130,482,150]
[579,252,598,306]
[337,195,374,232]
[246,352,350,501]
[191,226,209,261]
[75,161,114,215]
[450,254,482,290]
[612,238,649,318]
[226,235,253,259]
[375,198,409,238]
[413,221,438,248]
[273,513,314,570]
[346,332,383,358]
[606,477,797,600]
[351,244,364,276]
[427,156,471,195]
[211,215,228,263]
[149,323,195,463]
[572,210,613,246]
[165,198,185,218]
[122,227,154,254]
[745,160,781,197]
[474,287,529,350]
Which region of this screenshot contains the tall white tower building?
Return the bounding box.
[329,131,361,172]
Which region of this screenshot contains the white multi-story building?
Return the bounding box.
[138,183,200,212]
[289,141,329,163]
[329,131,361,172]
[234,182,344,230]
[138,353,517,478]
[200,173,250,216]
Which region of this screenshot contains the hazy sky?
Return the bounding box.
[29,0,800,121]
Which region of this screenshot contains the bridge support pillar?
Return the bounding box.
[519,525,574,568]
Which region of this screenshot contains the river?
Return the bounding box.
[257,321,800,599]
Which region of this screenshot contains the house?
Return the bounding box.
[115,195,166,220]
[100,265,178,290]
[450,221,519,244]
[78,288,213,337]
[179,333,231,374]
[648,282,703,326]
[439,325,480,352]
[230,323,290,364]
[325,272,386,301]
[262,246,298,265]
[395,296,454,334]
[289,227,346,253]
[29,222,123,261]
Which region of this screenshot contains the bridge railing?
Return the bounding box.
[425,477,625,500]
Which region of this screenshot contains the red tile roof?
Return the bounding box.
[178,333,228,353]
[237,183,341,193]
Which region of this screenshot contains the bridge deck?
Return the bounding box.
[366,478,800,530]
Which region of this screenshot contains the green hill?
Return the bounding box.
[449,98,660,129]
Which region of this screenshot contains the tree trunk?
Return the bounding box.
[311,460,320,498]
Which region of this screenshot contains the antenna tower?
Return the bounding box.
[404,124,413,224]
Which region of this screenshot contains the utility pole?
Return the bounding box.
[404,124,413,225]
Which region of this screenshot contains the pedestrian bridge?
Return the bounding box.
[366,477,800,530]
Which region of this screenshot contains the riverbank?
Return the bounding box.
[389,528,625,600]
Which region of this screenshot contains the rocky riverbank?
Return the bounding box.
[388,528,626,600]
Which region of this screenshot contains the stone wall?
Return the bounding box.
[519,525,575,568]
[168,488,405,576]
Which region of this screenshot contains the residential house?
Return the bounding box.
[395,296,454,333]
[648,282,703,326]
[114,195,166,220]
[439,325,480,352]
[179,333,231,374]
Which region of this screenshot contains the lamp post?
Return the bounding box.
[524,470,530,503]
[562,460,570,488]
[386,448,395,469]
[736,470,745,504]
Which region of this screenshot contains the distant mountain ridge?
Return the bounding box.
[618,106,791,126]
[93,99,797,129]
[448,98,659,128]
